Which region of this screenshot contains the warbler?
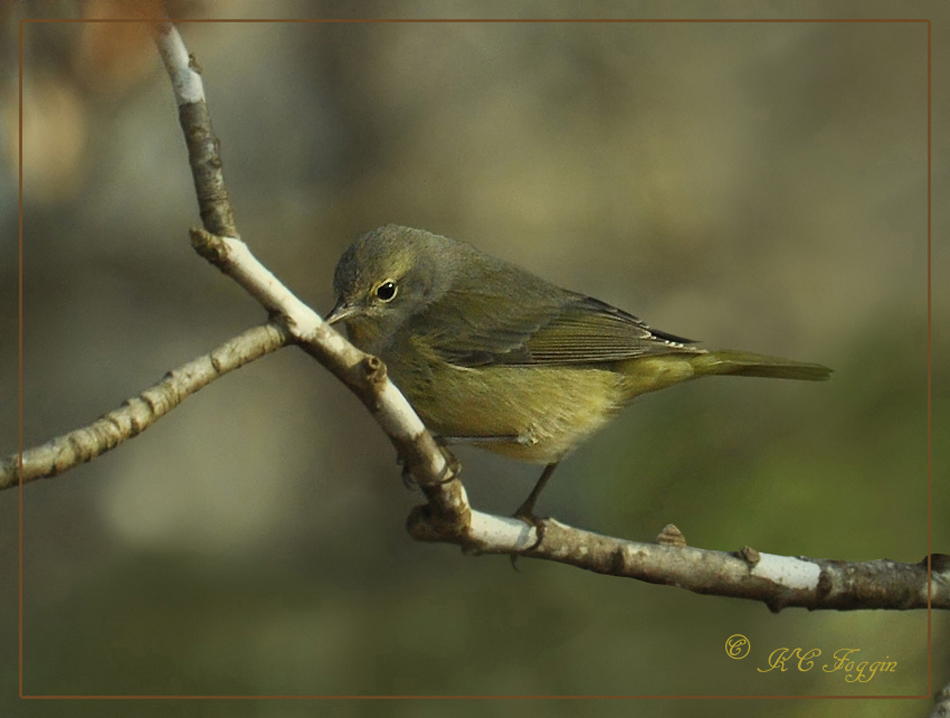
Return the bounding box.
[326,225,831,516]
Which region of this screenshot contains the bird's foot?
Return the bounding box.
[509,502,545,572]
[437,447,461,484]
[398,446,460,489]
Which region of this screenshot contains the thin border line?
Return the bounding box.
[16,694,933,700]
[926,17,933,700]
[17,16,933,701]
[17,13,25,705]
[17,18,930,23]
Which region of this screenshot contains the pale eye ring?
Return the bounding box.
[375,280,397,302]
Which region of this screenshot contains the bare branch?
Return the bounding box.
[1,323,288,490]
[153,22,236,237]
[410,512,948,611]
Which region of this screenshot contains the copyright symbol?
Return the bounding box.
[725,634,750,659]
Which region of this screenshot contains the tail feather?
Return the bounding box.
[691,350,832,381]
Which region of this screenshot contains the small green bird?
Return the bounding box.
[327,225,831,517]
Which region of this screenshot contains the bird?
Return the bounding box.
[326,224,831,518]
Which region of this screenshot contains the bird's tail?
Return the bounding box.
[618,349,831,400]
[690,350,832,381]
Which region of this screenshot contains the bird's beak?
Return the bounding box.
[325,298,359,325]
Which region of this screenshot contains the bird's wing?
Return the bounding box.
[419,290,699,368]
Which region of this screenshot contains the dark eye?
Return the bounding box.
[375,281,397,302]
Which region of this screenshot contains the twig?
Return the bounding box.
[154,22,236,237]
[1,323,288,490]
[410,512,947,611]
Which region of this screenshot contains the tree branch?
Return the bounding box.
[410,514,948,611]
[154,21,236,238]
[2,323,288,490]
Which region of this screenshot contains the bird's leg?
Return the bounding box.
[507,461,557,557]
[514,462,560,520]
[508,463,559,566]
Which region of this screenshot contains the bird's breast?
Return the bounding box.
[386,347,629,464]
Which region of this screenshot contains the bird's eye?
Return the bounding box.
[375,281,397,302]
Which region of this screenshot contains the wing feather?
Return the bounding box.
[417,288,698,368]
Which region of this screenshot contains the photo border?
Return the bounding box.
[16,14,933,702]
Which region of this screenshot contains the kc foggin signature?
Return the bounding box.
[757,648,898,683]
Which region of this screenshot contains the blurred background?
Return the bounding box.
[1,1,947,716]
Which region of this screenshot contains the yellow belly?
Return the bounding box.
[384,336,705,464]
[395,361,629,464]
